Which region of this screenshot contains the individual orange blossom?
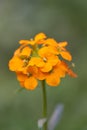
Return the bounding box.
[16,66,38,90]
[38,47,60,72]
[45,61,67,86]
[57,42,72,61]
[16,72,38,90]
[14,46,31,57]
[40,55,60,72]
[19,33,46,45]
[16,65,47,90]
[9,56,27,72]
[45,61,77,86]
[43,40,72,61]
[9,46,32,73]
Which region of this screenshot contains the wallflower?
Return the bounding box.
[9,32,77,90]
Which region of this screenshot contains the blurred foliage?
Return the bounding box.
[0,0,87,130]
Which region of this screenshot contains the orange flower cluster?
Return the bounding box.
[9,33,77,90]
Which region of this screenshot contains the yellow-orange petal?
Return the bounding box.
[26,66,38,77]
[35,69,46,80]
[9,56,24,71]
[46,73,60,86]
[47,55,60,66]
[38,46,58,57]
[16,72,27,81]
[41,63,52,72]
[48,46,59,55]
[24,76,38,90]
[19,40,35,45]
[20,46,31,57]
[27,40,35,45]
[44,38,58,47]
[38,47,49,57]
[35,33,46,42]
[14,48,20,56]
[58,41,68,47]
[51,61,67,78]
[19,40,30,44]
[29,57,45,67]
[60,51,72,61]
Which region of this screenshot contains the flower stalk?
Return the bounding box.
[41,80,47,130]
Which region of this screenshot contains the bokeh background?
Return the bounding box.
[0,0,87,130]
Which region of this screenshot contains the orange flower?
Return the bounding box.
[45,61,77,86]
[19,33,46,45]
[57,42,72,61]
[38,46,60,72]
[9,32,77,90]
[9,46,32,73]
[43,40,72,61]
[16,72,38,90]
[16,66,38,90]
[45,61,67,86]
[9,56,27,72]
[44,38,72,61]
[16,66,47,90]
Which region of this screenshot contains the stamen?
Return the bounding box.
[30,38,33,41]
[71,63,75,67]
[27,73,30,77]
[22,59,29,67]
[27,73,32,77]
[43,57,47,62]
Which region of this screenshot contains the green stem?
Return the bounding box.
[41,80,47,130]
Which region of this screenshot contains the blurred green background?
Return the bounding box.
[0,0,87,130]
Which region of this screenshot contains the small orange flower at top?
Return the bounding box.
[9,32,77,90]
[19,33,46,45]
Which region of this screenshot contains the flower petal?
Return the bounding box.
[20,46,31,57]
[16,72,27,81]
[36,69,46,80]
[47,55,60,66]
[41,63,52,72]
[44,38,58,47]
[24,76,38,90]
[35,33,46,43]
[29,57,45,67]
[9,56,24,71]
[58,41,68,47]
[60,51,72,61]
[19,40,30,45]
[46,73,60,86]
